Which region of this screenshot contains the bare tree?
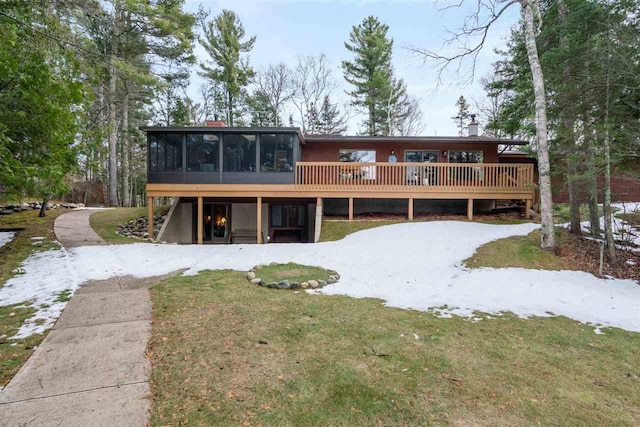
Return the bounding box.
[291,54,350,132]
[255,63,295,126]
[409,0,556,251]
[393,96,425,136]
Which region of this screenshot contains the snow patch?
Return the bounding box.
[1,220,639,339]
[0,231,15,249]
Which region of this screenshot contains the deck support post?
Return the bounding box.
[197,196,203,245]
[257,196,263,244]
[467,198,474,221]
[147,196,154,240]
[408,198,414,221]
[348,197,354,221]
[525,199,532,219]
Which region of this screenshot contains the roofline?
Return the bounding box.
[303,134,528,145]
[138,126,306,144]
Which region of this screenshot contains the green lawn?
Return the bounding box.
[0,209,64,387]
[320,219,405,242]
[149,270,640,426]
[254,263,335,284]
[89,206,169,244]
[465,229,571,271]
[320,215,531,243]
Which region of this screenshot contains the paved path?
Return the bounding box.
[1,209,179,426]
[54,209,105,247]
[0,274,179,426]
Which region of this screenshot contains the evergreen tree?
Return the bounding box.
[199,10,256,127]
[452,96,470,136]
[342,16,407,136]
[247,90,278,127]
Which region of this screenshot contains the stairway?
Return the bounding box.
[231,229,259,244]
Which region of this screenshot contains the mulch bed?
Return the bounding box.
[559,232,640,282]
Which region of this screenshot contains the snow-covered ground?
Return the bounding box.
[0,231,15,249]
[1,220,639,338]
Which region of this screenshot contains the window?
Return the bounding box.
[405,151,439,163]
[260,133,294,172]
[186,133,219,172]
[339,149,376,180]
[448,151,484,163]
[149,133,182,172]
[223,134,256,172]
[271,205,306,227]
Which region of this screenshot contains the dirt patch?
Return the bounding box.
[559,233,640,281]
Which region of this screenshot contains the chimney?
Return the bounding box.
[468,114,479,137]
[205,114,226,127]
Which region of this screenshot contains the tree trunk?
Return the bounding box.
[39,196,48,218]
[121,91,131,207]
[227,90,233,126]
[522,0,556,250]
[107,1,120,207]
[603,44,616,264]
[583,113,601,236]
[567,158,582,234]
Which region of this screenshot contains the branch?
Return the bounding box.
[407,0,518,84]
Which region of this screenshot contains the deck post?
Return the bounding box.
[257,196,263,244]
[197,196,203,245]
[467,198,474,221]
[348,197,354,221]
[408,198,414,221]
[525,199,532,219]
[147,196,154,240]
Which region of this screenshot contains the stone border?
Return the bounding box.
[246,263,340,290]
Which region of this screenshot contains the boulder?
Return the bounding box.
[0,209,13,215]
[327,277,336,284]
[301,282,309,289]
[290,282,301,289]
[247,272,256,280]
[308,280,319,289]
[250,278,262,285]
[267,282,277,289]
[276,280,291,289]
[318,280,327,287]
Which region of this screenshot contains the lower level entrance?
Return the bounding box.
[269,204,308,243]
[192,203,230,243]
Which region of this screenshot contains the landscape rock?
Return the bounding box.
[247,272,256,280]
[301,282,309,289]
[318,280,327,287]
[327,277,336,284]
[290,282,301,289]
[267,282,277,289]
[277,280,291,289]
[0,209,13,215]
[308,280,319,289]
[250,278,262,285]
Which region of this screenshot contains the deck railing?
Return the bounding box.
[294,162,534,193]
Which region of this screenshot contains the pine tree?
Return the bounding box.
[342,16,407,136]
[199,10,256,127]
[452,96,470,136]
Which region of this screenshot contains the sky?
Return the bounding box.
[183,0,522,136]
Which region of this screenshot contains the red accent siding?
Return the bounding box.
[302,141,499,163]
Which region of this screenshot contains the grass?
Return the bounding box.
[319,219,405,242]
[465,229,572,271]
[617,212,640,226]
[255,263,334,283]
[89,206,169,244]
[0,303,44,388]
[0,210,63,388]
[0,209,64,289]
[320,215,531,243]
[149,270,640,426]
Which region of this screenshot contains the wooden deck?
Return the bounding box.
[146,162,535,243]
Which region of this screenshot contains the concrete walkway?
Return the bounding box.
[0,209,178,426]
[0,274,179,426]
[54,209,105,247]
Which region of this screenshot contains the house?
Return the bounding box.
[142,119,535,244]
